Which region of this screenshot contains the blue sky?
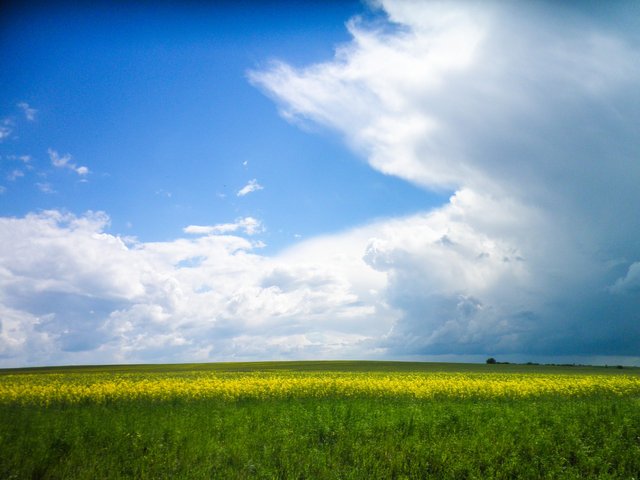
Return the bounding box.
[1,1,639,367]
[1,1,444,251]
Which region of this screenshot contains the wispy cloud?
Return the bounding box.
[49,149,72,168]
[36,182,56,194]
[184,217,263,236]
[7,170,24,181]
[0,119,12,142]
[6,154,32,164]
[48,149,89,176]
[155,189,172,198]
[17,102,37,122]
[237,179,263,197]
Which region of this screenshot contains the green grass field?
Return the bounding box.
[1,361,639,479]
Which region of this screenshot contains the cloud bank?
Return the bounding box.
[249,0,640,362]
[0,211,388,365]
[1,1,639,366]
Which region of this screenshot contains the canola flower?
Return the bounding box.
[1,371,640,406]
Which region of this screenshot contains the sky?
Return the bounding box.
[1,0,639,367]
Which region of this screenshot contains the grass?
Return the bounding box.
[2,359,636,376]
[1,361,639,479]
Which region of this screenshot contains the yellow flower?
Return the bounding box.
[1,370,639,406]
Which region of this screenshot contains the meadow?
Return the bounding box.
[1,361,639,479]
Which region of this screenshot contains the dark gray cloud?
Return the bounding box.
[254,0,640,363]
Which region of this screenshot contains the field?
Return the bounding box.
[1,361,639,479]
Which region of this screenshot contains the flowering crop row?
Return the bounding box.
[1,371,639,405]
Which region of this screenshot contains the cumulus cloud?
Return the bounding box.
[2,1,640,367]
[250,0,640,361]
[48,149,89,176]
[0,211,387,366]
[237,179,263,197]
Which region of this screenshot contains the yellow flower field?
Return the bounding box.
[1,371,639,405]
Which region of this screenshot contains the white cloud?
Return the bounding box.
[7,170,24,181]
[48,148,90,176]
[49,149,71,168]
[0,211,387,366]
[0,119,12,142]
[237,179,263,197]
[0,304,53,362]
[1,1,640,366]
[36,182,56,194]
[184,217,263,236]
[4,154,31,163]
[250,0,640,360]
[155,189,172,198]
[17,102,37,122]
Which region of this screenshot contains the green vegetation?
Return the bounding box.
[1,361,639,479]
[3,359,636,376]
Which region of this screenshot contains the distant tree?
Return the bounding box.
[486,357,497,364]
